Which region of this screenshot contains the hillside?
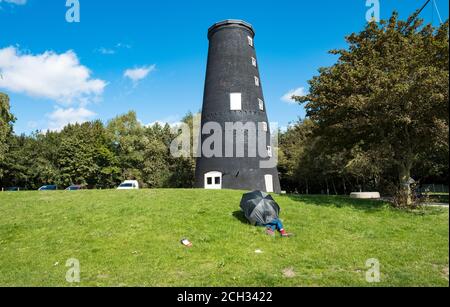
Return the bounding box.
[0,189,448,286]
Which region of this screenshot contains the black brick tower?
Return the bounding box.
[195,20,281,193]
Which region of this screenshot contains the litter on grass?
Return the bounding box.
[181,238,193,247]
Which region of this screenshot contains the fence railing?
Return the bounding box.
[417,184,449,194]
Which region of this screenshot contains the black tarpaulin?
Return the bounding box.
[240,191,280,225]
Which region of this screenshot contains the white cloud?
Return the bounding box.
[95,43,131,55]
[0,46,107,105]
[124,65,156,83]
[146,115,182,128]
[0,0,27,5]
[96,47,116,55]
[47,107,97,132]
[116,43,131,49]
[281,87,307,104]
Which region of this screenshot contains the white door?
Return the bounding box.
[265,175,274,193]
[204,171,222,190]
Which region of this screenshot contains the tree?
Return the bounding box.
[0,93,15,179]
[57,122,113,188]
[295,13,449,206]
[278,119,314,193]
[106,111,146,185]
[141,123,172,188]
[167,113,196,188]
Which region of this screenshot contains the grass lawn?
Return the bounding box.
[0,189,448,287]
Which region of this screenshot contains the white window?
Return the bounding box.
[254,76,260,87]
[205,171,222,190]
[262,122,268,132]
[247,36,254,47]
[251,57,257,67]
[258,99,264,111]
[230,93,242,111]
[267,146,273,158]
[265,175,274,193]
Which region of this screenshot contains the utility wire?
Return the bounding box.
[433,0,444,25]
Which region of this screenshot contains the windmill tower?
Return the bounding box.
[195,20,281,193]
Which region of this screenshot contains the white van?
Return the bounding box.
[117,180,140,190]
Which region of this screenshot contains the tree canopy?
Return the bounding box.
[293,13,449,206]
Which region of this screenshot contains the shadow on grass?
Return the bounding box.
[232,210,250,225]
[426,195,449,204]
[284,194,388,213]
[284,194,448,216]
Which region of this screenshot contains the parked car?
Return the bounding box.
[65,185,84,191]
[117,180,139,190]
[38,185,57,191]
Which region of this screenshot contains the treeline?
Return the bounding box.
[278,119,449,195]
[0,107,195,190]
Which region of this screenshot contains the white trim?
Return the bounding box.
[251,57,257,67]
[254,76,260,87]
[262,122,268,132]
[204,171,222,190]
[265,175,274,193]
[267,146,272,158]
[230,93,242,111]
[258,98,264,111]
[247,36,254,47]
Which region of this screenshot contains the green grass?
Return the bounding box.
[0,189,448,287]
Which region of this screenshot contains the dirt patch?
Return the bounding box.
[282,267,296,278]
[442,267,449,280]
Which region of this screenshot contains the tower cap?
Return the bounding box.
[208,19,255,39]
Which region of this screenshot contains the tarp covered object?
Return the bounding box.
[240,191,280,225]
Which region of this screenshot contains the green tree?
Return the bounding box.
[278,119,314,193]
[141,123,172,188]
[168,112,196,188]
[0,93,15,179]
[295,13,449,206]
[106,111,146,185]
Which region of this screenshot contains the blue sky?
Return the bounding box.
[0,0,448,134]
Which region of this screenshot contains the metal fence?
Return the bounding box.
[417,184,449,194]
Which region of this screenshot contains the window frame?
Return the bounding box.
[247,36,254,47]
[254,76,260,87]
[267,146,273,158]
[230,93,242,111]
[204,171,223,190]
[258,98,264,111]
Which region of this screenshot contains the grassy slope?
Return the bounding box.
[0,189,448,287]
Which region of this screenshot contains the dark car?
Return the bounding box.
[38,185,57,191]
[65,185,84,191]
